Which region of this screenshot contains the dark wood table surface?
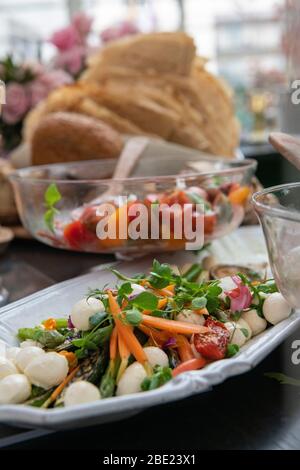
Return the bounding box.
[1,238,300,450]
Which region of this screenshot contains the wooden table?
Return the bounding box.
[1,238,300,450]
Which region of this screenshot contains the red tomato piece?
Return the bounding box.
[193,317,230,360]
[204,212,217,235]
[63,220,96,250]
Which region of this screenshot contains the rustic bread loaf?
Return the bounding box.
[31,112,123,165]
[86,32,196,77]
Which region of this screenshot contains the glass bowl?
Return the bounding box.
[9,157,256,256]
[252,182,300,308]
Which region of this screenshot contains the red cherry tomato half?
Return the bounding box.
[193,318,230,361]
[63,220,97,250]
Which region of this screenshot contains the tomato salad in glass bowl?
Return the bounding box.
[9,157,256,256]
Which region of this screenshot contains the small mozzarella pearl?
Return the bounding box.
[116,362,147,396]
[129,283,146,297]
[219,276,237,293]
[262,292,292,325]
[24,352,69,389]
[70,297,105,331]
[241,309,267,336]
[237,318,252,339]
[224,322,247,347]
[177,310,205,326]
[6,347,21,363]
[64,381,101,407]
[0,374,31,404]
[143,347,169,368]
[20,340,43,349]
[0,357,18,379]
[15,347,45,373]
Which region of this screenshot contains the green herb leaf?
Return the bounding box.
[89,311,108,328]
[132,291,158,311]
[148,259,174,289]
[226,344,240,358]
[191,297,207,309]
[240,327,249,338]
[265,373,300,386]
[141,365,173,391]
[124,308,143,326]
[45,183,61,206]
[43,183,61,232]
[117,282,133,304]
[33,329,65,349]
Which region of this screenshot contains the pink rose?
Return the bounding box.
[225,276,252,313]
[2,82,29,124]
[100,21,139,43]
[39,70,73,89]
[27,80,48,107]
[72,12,92,37]
[28,70,73,107]
[54,46,85,75]
[50,25,79,51]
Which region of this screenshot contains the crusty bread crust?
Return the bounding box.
[31,112,123,165]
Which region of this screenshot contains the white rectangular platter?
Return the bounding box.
[0,227,300,430]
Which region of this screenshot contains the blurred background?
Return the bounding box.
[1,0,300,185]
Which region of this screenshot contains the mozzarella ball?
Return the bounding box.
[6,347,21,363]
[129,283,146,297]
[237,318,252,340]
[218,276,238,301]
[0,374,31,404]
[0,357,18,379]
[177,310,205,326]
[15,347,45,373]
[116,362,147,396]
[70,297,105,331]
[20,339,43,349]
[224,322,247,347]
[0,340,7,358]
[262,292,292,325]
[241,309,267,336]
[143,347,169,368]
[64,381,101,407]
[24,352,68,389]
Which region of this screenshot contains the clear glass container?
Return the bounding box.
[10,157,256,256]
[253,182,300,308]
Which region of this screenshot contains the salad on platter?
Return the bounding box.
[0,260,292,408]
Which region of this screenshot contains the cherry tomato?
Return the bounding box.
[204,212,217,235]
[63,220,96,250]
[193,317,230,360]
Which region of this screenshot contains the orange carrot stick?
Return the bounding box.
[141,280,175,298]
[172,357,207,377]
[117,331,131,383]
[49,365,80,403]
[110,326,118,361]
[108,291,149,367]
[141,314,208,335]
[177,335,195,362]
[138,324,172,347]
[118,330,130,359]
